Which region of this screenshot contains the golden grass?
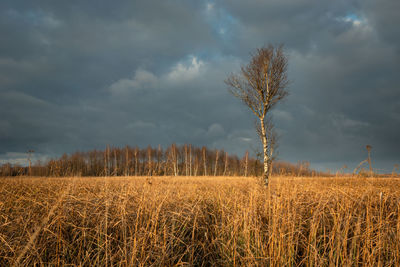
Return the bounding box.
[0,176,399,266]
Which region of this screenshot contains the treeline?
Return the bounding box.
[0,144,321,177]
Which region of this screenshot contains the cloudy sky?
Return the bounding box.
[1,0,399,172]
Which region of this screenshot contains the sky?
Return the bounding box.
[0,0,399,173]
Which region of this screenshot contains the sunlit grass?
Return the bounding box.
[0,176,399,265]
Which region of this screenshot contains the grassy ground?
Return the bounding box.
[0,176,399,266]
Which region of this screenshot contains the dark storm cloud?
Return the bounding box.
[215,0,400,170]
[0,0,399,172]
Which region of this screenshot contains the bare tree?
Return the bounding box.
[171,143,178,176]
[104,145,110,176]
[157,144,162,175]
[113,148,118,176]
[243,150,249,177]
[214,149,220,176]
[189,144,192,176]
[202,146,207,176]
[125,146,130,176]
[225,45,289,186]
[147,145,152,176]
[184,144,188,176]
[134,147,139,176]
[223,151,229,176]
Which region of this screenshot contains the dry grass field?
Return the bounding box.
[0,176,399,266]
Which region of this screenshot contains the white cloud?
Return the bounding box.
[337,14,368,28]
[206,123,225,137]
[331,114,370,129]
[110,56,205,95]
[166,56,204,83]
[109,69,158,94]
[239,137,252,142]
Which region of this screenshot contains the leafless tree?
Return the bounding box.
[184,144,188,176]
[147,145,152,176]
[189,144,192,176]
[104,145,110,176]
[157,144,162,175]
[171,143,178,176]
[113,148,118,176]
[0,143,333,178]
[225,45,289,186]
[125,146,130,176]
[223,151,229,176]
[202,146,207,176]
[214,149,220,176]
[243,150,249,177]
[134,147,139,176]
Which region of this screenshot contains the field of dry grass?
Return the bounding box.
[0,176,399,266]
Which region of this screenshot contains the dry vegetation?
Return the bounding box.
[0,176,399,266]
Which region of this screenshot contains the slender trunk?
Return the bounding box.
[134,148,138,176]
[113,149,117,176]
[172,144,178,176]
[223,152,228,176]
[107,146,110,176]
[104,145,110,176]
[214,150,219,176]
[244,151,249,177]
[184,144,188,176]
[147,146,152,176]
[194,156,199,176]
[157,145,161,175]
[104,150,107,176]
[202,147,207,176]
[189,144,192,176]
[125,146,129,176]
[260,118,269,186]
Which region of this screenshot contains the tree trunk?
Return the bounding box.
[202,147,207,176]
[184,144,188,176]
[113,149,118,176]
[147,146,152,176]
[134,148,138,176]
[157,145,162,175]
[189,144,192,176]
[223,152,228,176]
[125,146,129,176]
[214,150,219,176]
[260,118,270,186]
[172,144,178,176]
[244,150,249,177]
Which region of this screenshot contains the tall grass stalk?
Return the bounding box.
[0,176,399,265]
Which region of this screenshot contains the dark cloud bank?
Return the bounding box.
[1,0,399,172]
